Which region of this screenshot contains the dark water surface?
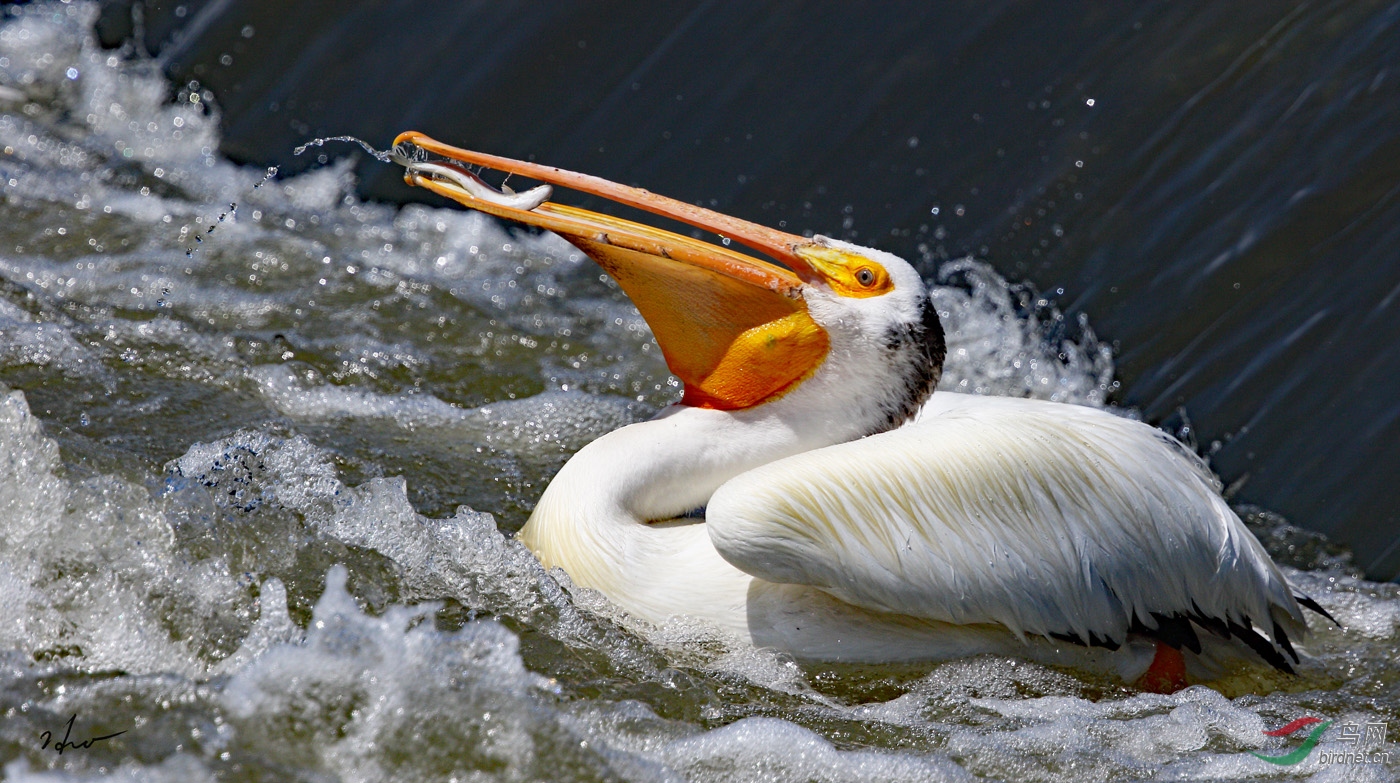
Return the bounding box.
[1,2,1399,782]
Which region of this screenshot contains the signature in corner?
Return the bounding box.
[39,714,127,755]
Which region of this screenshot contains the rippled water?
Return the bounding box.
[1,4,1397,781]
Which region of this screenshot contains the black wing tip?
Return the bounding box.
[1189,601,1230,640]
[1090,608,1301,675]
[1047,601,1322,675]
[1048,629,1122,652]
[1147,612,1203,655]
[1272,619,1300,665]
[1126,612,1204,655]
[1296,594,1341,627]
[1226,618,1296,674]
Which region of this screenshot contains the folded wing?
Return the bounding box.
[707,394,1306,663]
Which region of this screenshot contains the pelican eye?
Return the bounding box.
[792,244,894,297]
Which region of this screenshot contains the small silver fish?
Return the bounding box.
[401,159,552,211]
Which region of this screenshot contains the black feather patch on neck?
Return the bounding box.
[873,295,945,433]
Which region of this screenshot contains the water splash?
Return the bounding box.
[180,134,396,259]
[181,165,277,257]
[292,134,402,164]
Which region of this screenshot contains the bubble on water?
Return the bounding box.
[953,686,1269,777]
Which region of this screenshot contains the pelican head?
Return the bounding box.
[393,132,943,438]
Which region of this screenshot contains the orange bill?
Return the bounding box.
[393,131,830,409]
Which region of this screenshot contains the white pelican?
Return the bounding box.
[393,132,1332,692]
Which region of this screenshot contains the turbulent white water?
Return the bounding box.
[0,3,1396,781]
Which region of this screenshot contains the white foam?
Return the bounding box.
[4,755,218,783]
[209,567,971,783]
[163,425,619,655]
[169,427,341,515]
[249,363,639,450]
[663,717,974,783]
[248,363,463,427]
[216,565,705,783]
[220,566,548,781]
[0,293,96,376]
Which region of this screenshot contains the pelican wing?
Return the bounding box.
[707,393,1305,655]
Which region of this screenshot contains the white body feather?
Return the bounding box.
[710,393,1302,648]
